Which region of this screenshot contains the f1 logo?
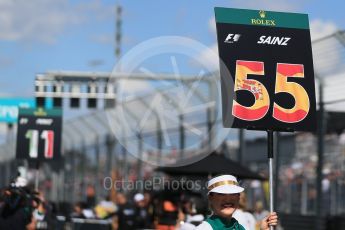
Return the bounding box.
[224,33,241,43]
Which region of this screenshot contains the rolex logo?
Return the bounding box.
[259,10,266,18]
[34,107,47,116]
[251,10,275,26]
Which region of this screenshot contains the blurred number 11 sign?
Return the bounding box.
[25,130,54,159]
[16,108,62,161]
[215,7,316,131]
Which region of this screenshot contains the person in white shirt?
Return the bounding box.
[233,193,256,230]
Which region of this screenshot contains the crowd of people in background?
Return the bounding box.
[67,190,273,230]
[0,189,274,230]
[0,175,276,230]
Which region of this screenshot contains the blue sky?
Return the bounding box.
[0,0,343,97]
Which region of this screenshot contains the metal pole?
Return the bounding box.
[179,114,185,160]
[330,181,336,215]
[95,136,100,200]
[5,124,14,188]
[316,79,325,221]
[115,5,122,59]
[35,161,40,191]
[81,142,86,200]
[6,123,13,144]
[122,134,128,190]
[267,130,275,230]
[238,129,245,164]
[62,163,66,202]
[208,81,217,151]
[137,132,143,192]
[336,180,341,214]
[301,180,308,214]
[71,150,76,204]
[273,132,280,211]
[106,134,115,176]
[157,120,162,166]
[207,108,212,150]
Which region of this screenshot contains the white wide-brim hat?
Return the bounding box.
[207,175,244,194]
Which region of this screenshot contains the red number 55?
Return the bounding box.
[232,60,310,123]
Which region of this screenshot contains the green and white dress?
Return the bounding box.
[195,216,245,230]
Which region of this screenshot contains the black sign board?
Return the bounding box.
[16,108,62,161]
[215,7,316,131]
